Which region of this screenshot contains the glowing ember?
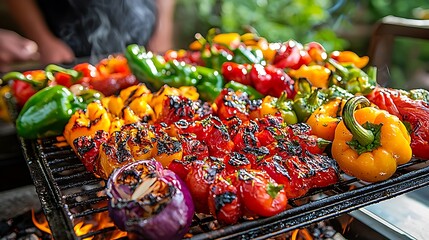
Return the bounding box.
[31,209,127,239]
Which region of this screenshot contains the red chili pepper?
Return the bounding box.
[263,65,295,98]
[250,64,295,98]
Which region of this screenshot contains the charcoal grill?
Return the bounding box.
[18,133,429,240]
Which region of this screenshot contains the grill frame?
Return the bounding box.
[19,135,429,240]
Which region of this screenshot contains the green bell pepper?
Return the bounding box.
[16,85,87,139]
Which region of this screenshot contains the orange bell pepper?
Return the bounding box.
[330,51,369,69]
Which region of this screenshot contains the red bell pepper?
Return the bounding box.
[366,87,429,159]
[220,62,295,99]
[221,62,252,86]
[272,40,311,70]
[3,70,48,107]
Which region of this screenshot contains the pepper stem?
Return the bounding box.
[1,71,45,88]
[342,96,373,146]
[327,58,349,78]
[45,64,81,82]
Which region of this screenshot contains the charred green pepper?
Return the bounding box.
[16,85,87,139]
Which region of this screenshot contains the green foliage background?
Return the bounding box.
[173,0,429,90]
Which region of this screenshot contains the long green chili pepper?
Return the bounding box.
[125,44,224,102]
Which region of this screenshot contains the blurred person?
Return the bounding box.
[5,0,175,64]
[0,29,39,72]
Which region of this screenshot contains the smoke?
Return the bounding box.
[64,0,156,64]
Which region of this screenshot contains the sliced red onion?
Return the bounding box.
[106,159,194,240]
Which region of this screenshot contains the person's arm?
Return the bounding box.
[5,0,75,64]
[147,0,175,53]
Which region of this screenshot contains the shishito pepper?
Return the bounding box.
[16,85,87,139]
[125,44,224,102]
[331,96,412,182]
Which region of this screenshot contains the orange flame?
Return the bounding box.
[32,209,127,239]
[291,228,313,240]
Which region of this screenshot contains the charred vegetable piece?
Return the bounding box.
[236,169,287,217]
[208,174,242,225]
[106,160,194,240]
[185,160,224,214]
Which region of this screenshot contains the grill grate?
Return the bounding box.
[20,135,429,240]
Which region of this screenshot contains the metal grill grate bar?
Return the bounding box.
[66,197,108,209]
[72,206,109,219]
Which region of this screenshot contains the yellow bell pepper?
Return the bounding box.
[63,102,111,151]
[213,32,241,49]
[288,65,331,89]
[102,84,155,123]
[306,98,346,141]
[150,85,198,118]
[332,96,412,182]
